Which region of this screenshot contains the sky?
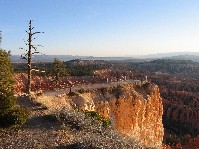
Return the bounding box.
[0,0,199,56]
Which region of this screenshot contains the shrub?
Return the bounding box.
[0,106,29,127]
[84,110,111,127]
[0,94,16,110]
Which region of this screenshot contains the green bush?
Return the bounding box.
[0,106,29,127]
[84,110,111,127]
[0,94,16,110]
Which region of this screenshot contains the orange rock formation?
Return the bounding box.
[72,83,164,148]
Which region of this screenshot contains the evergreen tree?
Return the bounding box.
[0,49,29,127]
[52,58,69,80]
[0,49,16,109]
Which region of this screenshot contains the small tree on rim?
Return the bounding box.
[0,49,29,127]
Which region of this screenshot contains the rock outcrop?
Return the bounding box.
[71,83,164,148]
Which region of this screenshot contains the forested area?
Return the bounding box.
[12,60,111,76]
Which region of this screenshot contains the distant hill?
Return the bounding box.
[10,55,138,63]
[10,55,86,63]
[130,52,199,59]
[163,54,199,63]
[10,52,199,63]
[128,52,199,63]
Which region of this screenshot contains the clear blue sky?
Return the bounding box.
[1,0,199,56]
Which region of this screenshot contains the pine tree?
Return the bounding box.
[52,58,69,81]
[0,49,16,109]
[0,49,29,127]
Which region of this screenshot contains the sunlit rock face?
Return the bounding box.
[72,83,164,148]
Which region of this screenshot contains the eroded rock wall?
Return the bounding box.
[163,102,199,135]
[71,83,164,148]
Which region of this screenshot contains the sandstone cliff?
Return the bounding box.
[70,82,164,148]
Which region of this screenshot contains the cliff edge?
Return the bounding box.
[71,82,164,148]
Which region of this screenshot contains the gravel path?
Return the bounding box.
[43,80,141,96]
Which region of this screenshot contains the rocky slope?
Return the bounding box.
[63,82,164,148]
[0,96,144,149]
[12,77,164,148]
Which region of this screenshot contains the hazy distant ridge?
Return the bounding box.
[10,55,135,63]
[10,52,199,63]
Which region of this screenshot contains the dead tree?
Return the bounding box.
[20,20,44,94]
